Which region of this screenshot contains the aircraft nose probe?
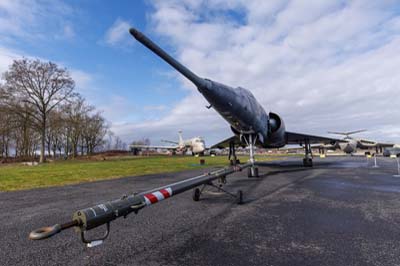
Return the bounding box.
[129,27,208,90]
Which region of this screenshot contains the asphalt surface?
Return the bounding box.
[2,156,400,266]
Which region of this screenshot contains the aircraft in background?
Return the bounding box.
[130,28,342,176]
[383,144,400,157]
[322,130,394,154]
[130,131,206,155]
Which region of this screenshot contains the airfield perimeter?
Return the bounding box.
[2,156,400,266]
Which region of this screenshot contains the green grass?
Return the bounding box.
[0,155,278,191]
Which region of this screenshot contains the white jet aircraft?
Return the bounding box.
[130,131,206,155]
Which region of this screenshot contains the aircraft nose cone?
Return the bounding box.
[343,144,354,153]
[129,28,143,40]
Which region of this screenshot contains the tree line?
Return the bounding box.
[0,58,114,162]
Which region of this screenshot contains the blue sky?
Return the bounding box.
[1,0,400,145]
[0,0,186,126]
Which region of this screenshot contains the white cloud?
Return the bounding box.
[96,95,139,124]
[104,18,131,46]
[0,0,75,42]
[57,24,75,40]
[69,69,93,90]
[114,0,400,145]
[144,105,168,111]
[0,46,20,73]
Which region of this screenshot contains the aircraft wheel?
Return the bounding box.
[237,190,243,204]
[193,188,201,201]
[303,158,313,167]
[247,167,259,177]
[254,167,259,177]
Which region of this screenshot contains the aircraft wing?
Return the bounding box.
[210,136,246,149]
[358,139,394,148]
[130,144,178,150]
[285,131,343,145]
[376,142,395,148]
[211,131,342,149]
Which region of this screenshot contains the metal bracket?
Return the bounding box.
[81,222,110,247]
[130,202,146,213]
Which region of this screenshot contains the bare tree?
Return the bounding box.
[0,87,12,159]
[105,130,115,151]
[82,112,107,155]
[131,138,151,146]
[114,136,123,150]
[46,109,65,158]
[3,59,75,163]
[63,96,94,158]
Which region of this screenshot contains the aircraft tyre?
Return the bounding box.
[247,167,259,177]
[303,158,313,167]
[193,188,201,201]
[237,190,243,204]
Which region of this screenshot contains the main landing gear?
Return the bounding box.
[229,140,240,165]
[303,139,313,167]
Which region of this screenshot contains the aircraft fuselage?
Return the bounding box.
[129,28,286,149]
[199,79,270,144]
[339,138,358,154]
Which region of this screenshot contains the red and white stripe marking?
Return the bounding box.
[143,187,173,205]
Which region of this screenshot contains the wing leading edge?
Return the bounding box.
[130,145,178,150]
[285,131,342,145]
[211,132,343,149]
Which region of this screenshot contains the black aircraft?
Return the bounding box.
[28,28,345,244]
[129,28,340,177]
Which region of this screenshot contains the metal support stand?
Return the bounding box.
[372,154,379,168]
[394,157,400,177]
[192,181,243,204]
[30,163,252,245]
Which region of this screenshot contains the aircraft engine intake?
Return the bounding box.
[267,112,286,147]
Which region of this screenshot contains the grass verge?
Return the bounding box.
[0,155,278,191]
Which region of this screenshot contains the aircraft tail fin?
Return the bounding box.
[328,129,367,137]
[178,130,184,146]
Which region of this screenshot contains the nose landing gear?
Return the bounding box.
[243,134,259,177]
